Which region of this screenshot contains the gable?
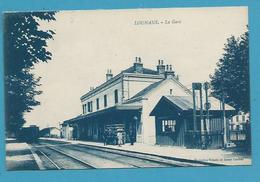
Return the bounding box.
[127,78,191,102]
[145,79,192,99]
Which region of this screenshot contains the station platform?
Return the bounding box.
[5,138,39,170]
[41,138,252,166]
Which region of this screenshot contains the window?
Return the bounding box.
[88,102,90,112]
[82,104,85,114]
[82,104,87,114]
[114,89,118,104]
[162,120,176,132]
[88,101,93,112]
[96,98,99,110]
[170,89,173,95]
[104,95,107,107]
[236,125,240,131]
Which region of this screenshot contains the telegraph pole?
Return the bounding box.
[192,83,205,148]
[222,91,227,148]
[203,82,211,149]
[199,85,206,149]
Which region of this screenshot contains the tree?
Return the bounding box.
[210,29,249,112]
[4,12,56,136]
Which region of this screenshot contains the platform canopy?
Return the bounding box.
[150,95,236,117]
[63,103,142,125]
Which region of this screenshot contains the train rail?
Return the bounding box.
[69,144,208,167]
[30,144,96,170]
[35,148,61,170]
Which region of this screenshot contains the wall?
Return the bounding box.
[81,73,163,114]
[61,125,73,139]
[122,74,163,100]
[81,77,123,114]
[50,128,61,137]
[139,79,191,145]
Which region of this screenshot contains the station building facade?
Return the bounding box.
[61,57,235,148]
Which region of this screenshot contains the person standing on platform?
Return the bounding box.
[117,132,123,147]
[130,129,135,145]
[103,130,108,146]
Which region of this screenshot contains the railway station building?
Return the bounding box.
[61,57,236,149]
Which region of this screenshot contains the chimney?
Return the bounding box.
[176,75,179,81]
[164,64,175,79]
[133,57,143,73]
[90,86,95,91]
[157,59,166,75]
[106,69,113,81]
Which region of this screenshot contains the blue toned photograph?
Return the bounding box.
[3,7,251,171]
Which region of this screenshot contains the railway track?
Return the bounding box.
[35,148,61,170]
[38,140,212,168]
[51,144,165,168]
[67,144,208,167]
[30,144,96,170]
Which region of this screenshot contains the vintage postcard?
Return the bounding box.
[4,7,251,171]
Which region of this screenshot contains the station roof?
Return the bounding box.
[164,96,195,110]
[122,66,158,75]
[63,103,142,125]
[131,80,164,99]
[150,95,235,116]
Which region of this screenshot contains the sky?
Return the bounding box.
[23,7,248,129]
